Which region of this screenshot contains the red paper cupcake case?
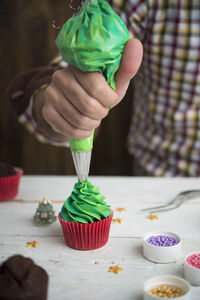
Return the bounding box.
[58,210,113,250]
[0,167,23,201]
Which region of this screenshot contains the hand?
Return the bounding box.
[32,88,67,143]
[42,38,143,140]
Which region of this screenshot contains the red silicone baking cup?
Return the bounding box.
[0,167,23,201]
[58,210,113,250]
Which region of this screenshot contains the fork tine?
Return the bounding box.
[150,201,182,214]
[141,204,169,211]
[141,197,179,211]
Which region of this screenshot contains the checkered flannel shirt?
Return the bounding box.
[110,0,200,176]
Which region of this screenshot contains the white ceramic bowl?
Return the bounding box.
[143,231,182,263]
[143,275,191,300]
[184,252,200,286]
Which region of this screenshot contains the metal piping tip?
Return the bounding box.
[71,150,92,182]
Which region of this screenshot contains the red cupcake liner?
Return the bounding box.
[0,167,23,201]
[58,210,113,250]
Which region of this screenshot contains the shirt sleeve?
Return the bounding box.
[107,0,148,41]
[7,66,56,117]
[7,54,68,147]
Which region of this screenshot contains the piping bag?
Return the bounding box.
[55,0,130,182]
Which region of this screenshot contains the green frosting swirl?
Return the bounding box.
[61,179,111,223]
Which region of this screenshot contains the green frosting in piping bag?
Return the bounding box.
[55,0,130,90]
[55,0,130,152]
[61,179,111,223]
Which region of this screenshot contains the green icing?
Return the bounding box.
[55,0,130,90]
[55,0,130,152]
[68,130,94,152]
[61,179,111,223]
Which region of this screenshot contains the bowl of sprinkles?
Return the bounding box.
[143,275,191,300]
[184,252,200,286]
[143,231,182,263]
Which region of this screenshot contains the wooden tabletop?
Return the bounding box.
[1,176,200,299]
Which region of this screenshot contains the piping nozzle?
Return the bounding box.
[71,150,92,182]
[68,130,94,182]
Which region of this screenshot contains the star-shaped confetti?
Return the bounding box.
[26,240,40,248]
[112,218,124,224]
[109,265,124,274]
[147,214,159,220]
[116,207,127,212]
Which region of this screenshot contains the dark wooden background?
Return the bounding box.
[0,0,134,176]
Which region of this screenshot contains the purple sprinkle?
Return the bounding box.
[146,235,179,247]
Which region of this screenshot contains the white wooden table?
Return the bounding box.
[1,176,200,300]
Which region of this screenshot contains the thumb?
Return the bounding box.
[115,38,143,100]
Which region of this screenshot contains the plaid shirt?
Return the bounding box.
[110,0,200,176]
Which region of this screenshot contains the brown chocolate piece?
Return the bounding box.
[0,255,48,300]
[0,162,17,177]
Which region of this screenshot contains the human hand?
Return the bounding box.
[42,38,143,140]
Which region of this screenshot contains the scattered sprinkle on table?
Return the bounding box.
[109,265,124,274]
[26,240,40,248]
[147,214,159,220]
[149,284,183,298]
[112,218,124,224]
[116,207,127,212]
[187,253,200,269]
[146,235,179,247]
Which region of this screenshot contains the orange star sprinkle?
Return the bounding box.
[109,265,124,274]
[147,214,159,220]
[26,240,40,248]
[112,218,124,224]
[116,207,127,212]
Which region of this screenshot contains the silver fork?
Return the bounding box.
[141,189,200,214]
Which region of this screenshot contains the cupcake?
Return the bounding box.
[0,255,48,300]
[0,162,23,201]
[59,179,113,250]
